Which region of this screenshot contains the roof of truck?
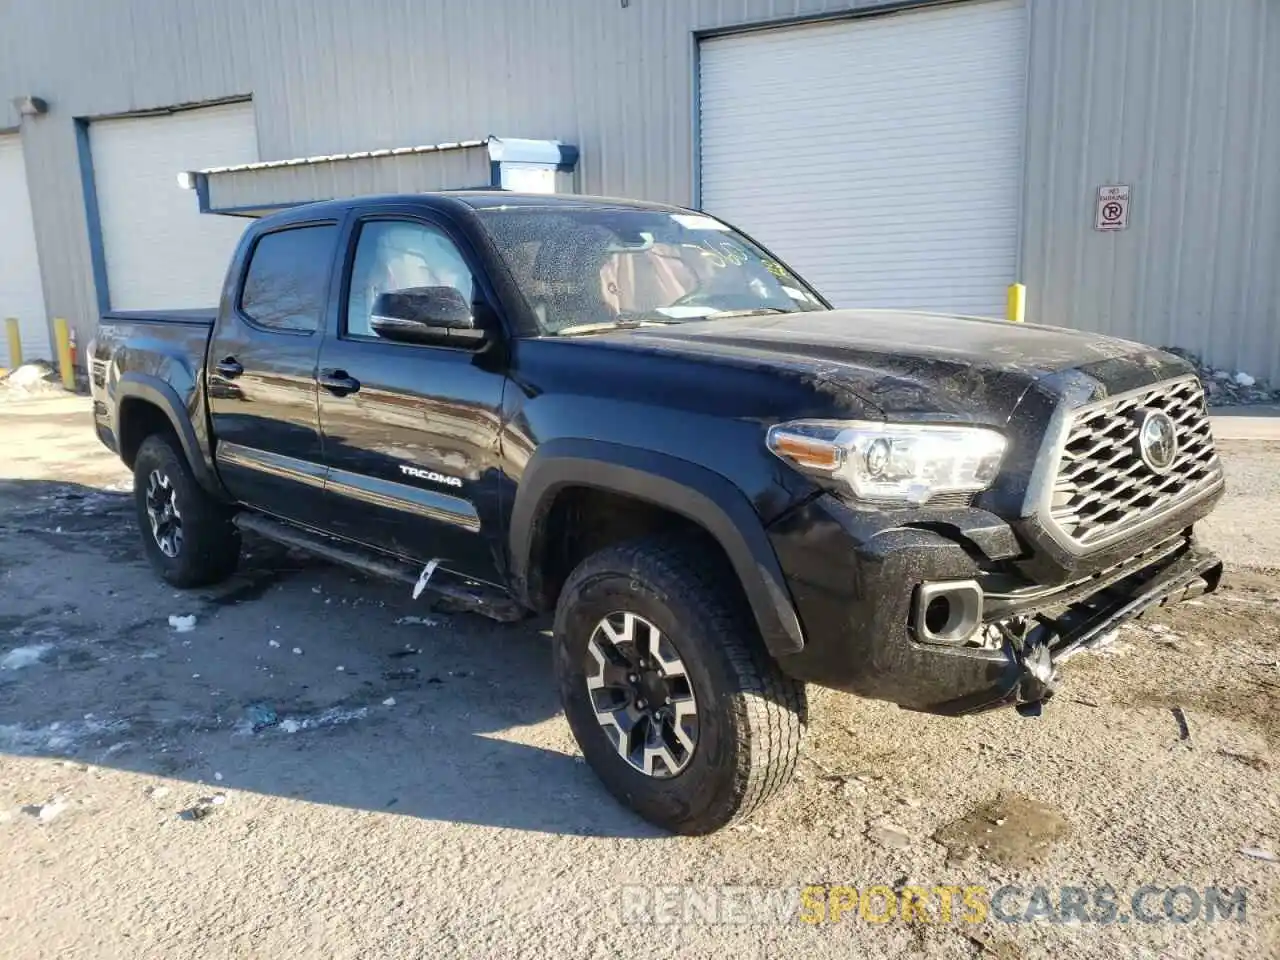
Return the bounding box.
[254,191,690,228]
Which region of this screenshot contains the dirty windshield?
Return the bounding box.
[475,206,827,336]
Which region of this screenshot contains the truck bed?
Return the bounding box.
[91,309,218,460]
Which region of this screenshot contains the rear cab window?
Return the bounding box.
[239,224,339,333]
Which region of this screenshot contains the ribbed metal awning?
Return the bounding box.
[180,136,578,216]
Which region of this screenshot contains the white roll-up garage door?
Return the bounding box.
[0,134,52,366]
[90,102,259,310]
[699,0,1027,318]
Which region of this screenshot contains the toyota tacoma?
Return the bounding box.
[90,192,1224,834]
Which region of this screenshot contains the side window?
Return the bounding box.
[239,224,338,333]
[346,220,476,338]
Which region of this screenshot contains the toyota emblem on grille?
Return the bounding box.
[1135,409,1178,473]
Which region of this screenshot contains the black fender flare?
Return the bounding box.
[114,373,223,496]
[508,438,805,657]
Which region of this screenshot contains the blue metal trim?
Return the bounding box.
[690,29,703,209]
[194,173,212,213]
[204,200,308,218]
[81,94,253,124]
[74,118,111,315]
[553,143,580,173]
[690,0,957,39]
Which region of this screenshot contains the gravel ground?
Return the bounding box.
[0,395,1277,959]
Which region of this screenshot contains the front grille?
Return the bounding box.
[1048,376,1222,548]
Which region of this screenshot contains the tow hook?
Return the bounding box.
[1014,640,1059,718]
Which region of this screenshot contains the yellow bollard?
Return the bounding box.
[54,317,76,390]
[4,317,21,371]
[1006,283,1026,324]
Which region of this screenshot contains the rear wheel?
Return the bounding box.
[133,433,240,587]
[554,537,806,834]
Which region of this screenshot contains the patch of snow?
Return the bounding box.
[0,361,65,395]
[382,697,397,707]
[1240,846,1277,862]
[268,640,280,648]
[395,616,439,627]
[1234,371,1256,387]
[0,643,53,671]
[168,614,197,633]
[276,706,369,735]
[0,718,128,755]
[292,647,303,655]
[26,798,68,823]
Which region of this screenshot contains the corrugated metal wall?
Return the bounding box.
[1,0,1277,379]
[1020,0,1280,379]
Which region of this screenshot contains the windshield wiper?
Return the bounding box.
[554,319,677,337]
[705,307,794,319]
[555,308,795,336]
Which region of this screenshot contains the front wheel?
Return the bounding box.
[554,537,807,834]
[133,433,240,587]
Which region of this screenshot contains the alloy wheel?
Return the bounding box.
[144,468,183,558]
[583,611,698,778]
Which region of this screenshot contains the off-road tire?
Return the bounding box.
[133,432,240,587]
[554,536,807,834]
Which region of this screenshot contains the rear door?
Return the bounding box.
[207,220,340,528]
[316,211,506,584]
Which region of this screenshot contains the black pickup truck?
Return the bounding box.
[91,192,1224,834]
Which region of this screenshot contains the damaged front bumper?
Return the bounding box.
[996,541,1222,715]
[767,494,1223,716]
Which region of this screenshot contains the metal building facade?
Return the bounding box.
[1,0,1276,379]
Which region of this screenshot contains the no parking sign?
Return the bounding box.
[1095,185,1131,231]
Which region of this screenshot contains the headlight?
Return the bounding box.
[766,419,1007,506]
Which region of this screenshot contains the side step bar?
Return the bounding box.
[233,512,526,622]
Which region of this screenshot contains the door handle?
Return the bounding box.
[215,357,244,379]
[319,369,361,397]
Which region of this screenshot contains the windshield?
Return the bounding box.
[474,206,827,335]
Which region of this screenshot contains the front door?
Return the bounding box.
[316,214,507,584]
[207,221,339,528]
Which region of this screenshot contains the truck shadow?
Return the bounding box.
[0,478,664,840]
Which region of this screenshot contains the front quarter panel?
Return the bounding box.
[499,337,867,655]
[499,337,862,525]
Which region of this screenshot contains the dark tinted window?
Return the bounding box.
[239,224,338,332]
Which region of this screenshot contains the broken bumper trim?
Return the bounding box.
[1049,542,1223,663]
[1001,540,1223,715]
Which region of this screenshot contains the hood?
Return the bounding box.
[610,309,1182,424]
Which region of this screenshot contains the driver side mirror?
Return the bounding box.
[369,287,490,348]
